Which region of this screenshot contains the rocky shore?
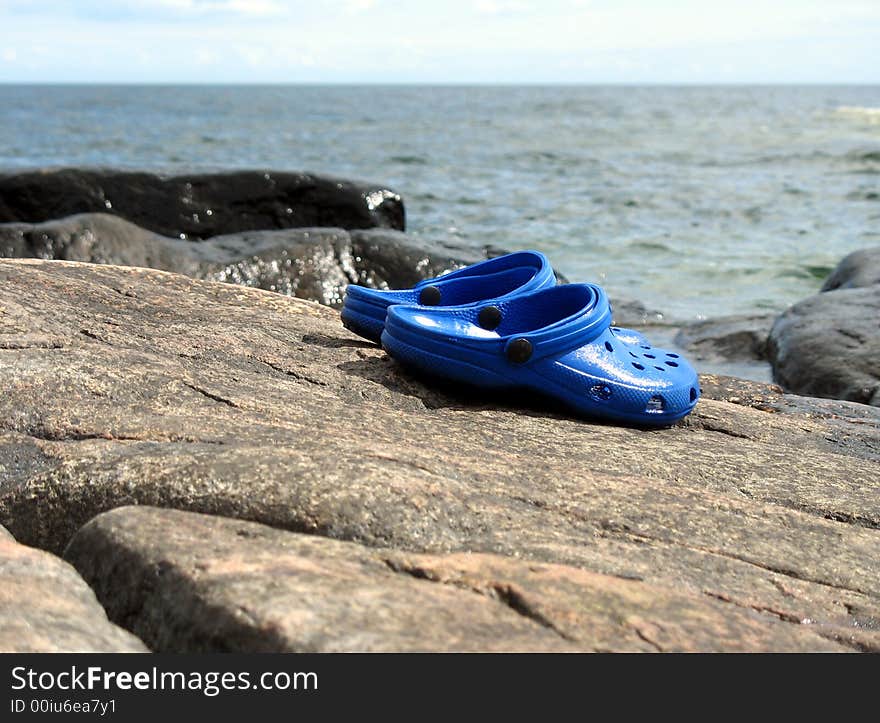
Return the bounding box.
[0,168,406,236]
[0,169,878,652]
[0,170,485,307]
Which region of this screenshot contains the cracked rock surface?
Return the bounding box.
[1,259,879,651]
[65,506,844,652]
[0,523,147,652]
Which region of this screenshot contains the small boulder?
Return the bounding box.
[0,213,199,275]
[768,248,880,405]
[675,314,776,362]
[821,246,880,291]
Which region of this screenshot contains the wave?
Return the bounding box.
[388,155,429,165]
[698,150,831,168]
[845,149,880,163]
[835,106,880,122]
[698,147,880,168]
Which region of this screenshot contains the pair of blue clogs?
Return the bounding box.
[341,251,699,426]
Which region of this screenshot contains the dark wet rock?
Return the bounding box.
[674,314,776,362]
[347,228,482,289]
[0,527,148,652]
[821,246,880,291]
[0,168,404,237]
[768,247,880,405]
[66,506,844,652]
[609,307,775,384]
[201,228,479,306]
[609,297,666,327]
[0,213,199,275]
[768,285,880,406]
[1,259,879,651]
[0,215,478,307]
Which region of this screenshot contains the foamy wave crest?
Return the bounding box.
[835,106,880,122]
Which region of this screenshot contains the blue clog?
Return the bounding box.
[341,250,557,343]
[380,283,700,426]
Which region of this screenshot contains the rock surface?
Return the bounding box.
[0,213,198,275]
[768,248,880,405]
[66,506,844,652]
[821,246,880,291]
[1,259,879,651]
[0,525,147,652]
[674,314,775,363]
[0,168,405,237]
[0,215,479,306]
[608,297,666,327]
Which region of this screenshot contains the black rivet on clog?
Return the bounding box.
[478,305,502,330]
[419,285,442,305]
[506,338,532,363]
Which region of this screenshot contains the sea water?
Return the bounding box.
[1,84,878,321]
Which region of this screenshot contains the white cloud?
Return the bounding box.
[234,43,272,67]
[344,0,376,13]
[474,0,531,15]
[194,47,220,65]
[1,47,17,62]
[0,0,878,82]
[155,0,285,16]
[214,0,285,15]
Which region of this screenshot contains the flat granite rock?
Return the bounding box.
[65,506,844,652]
[0,525,147,652]
[1,259,879,652]
[0,214,479,307]
[0,168,404,237]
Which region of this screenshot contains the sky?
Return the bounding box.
[0,0,878,84]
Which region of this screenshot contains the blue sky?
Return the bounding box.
[1,0,878,83]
